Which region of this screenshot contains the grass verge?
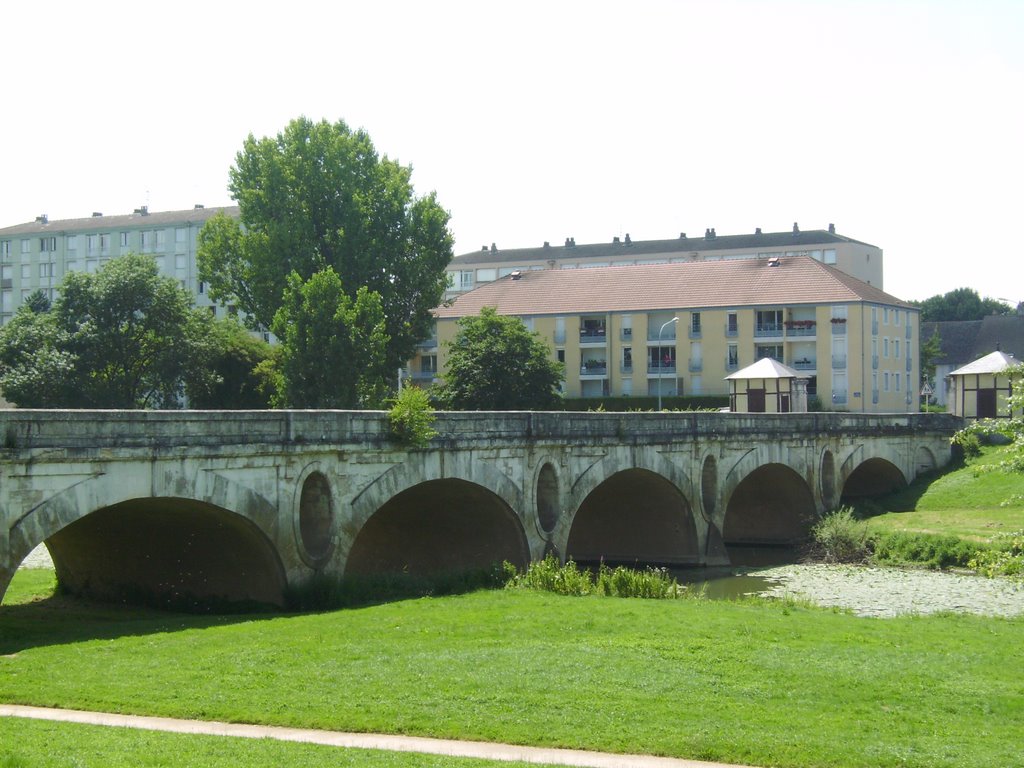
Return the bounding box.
[2,573,1022,768]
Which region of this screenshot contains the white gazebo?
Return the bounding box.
[947,350,1019,419]
[725,358,806,413]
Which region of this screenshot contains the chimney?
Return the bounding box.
[134,206,149,216]
[613,236,620,244]
[92,212,103,218]
[564,237,571,247]
[828,223,835,234]
[624,233,632,245]
[543,241,550,249]
[35,214,48,224]
[679,232,687,239]
[490,243,497,252]
[194,204,205,210]
[481,245,488,251]
[793,222,799,233]
[755,227,762,235]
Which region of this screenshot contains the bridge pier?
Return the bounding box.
[1,410,958,607]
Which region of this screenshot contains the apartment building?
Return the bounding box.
[445,224,883,298]
[0,206,239,325]
[418,256,918,413]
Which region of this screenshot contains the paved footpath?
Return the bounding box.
[0,704,755,768]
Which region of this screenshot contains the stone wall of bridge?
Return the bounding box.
[0,410,960,607]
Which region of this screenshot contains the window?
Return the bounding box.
[726,312,738,336]
[99,233,110,254]
[0,241,9,259]
[459,270,473,290]
[175,254,187,270]
[198,280,206,295]
[883,307,890,324]
[120,232,130,248]
[883,338,889,358]
[1,291,11,314]
[39,237,56,252]
[155,256,165,272]
[884,372,890,392]
[66,235,77,251]
[476,268,497,282]
[87,234,98,253]
[690,312,701,336]
[39,263,54,278]
[755,344,783,362]
[86,260,98,273]
[421,355,437,374]
[1,265,11,280]
[755,309,783,335]
[727,343,739,368]
[141,231,153,252]
[648,346,675,371]
[155,230,166,250]
[21,265,31,279]
[622,346,633,372]
[895,339,900,359]
[823,249,836,264]
[894,309,901,326]
[20,239,31,254]
[175,227,187,244]
[621,378,632,396]
[66,261,79,273]
[895,373,901,392]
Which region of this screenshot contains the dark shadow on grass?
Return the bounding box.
[1,565,511,654]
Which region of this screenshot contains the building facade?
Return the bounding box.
[445,224,883,298]
[418,256,918,413]
[0,206,239,326]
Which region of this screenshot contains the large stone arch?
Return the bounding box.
[7,465,285,608]
[720,447,816,551]
[840,456,908,500]
[559,447,702,565]
[343,450,528,576]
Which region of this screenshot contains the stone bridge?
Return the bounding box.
[0,410,959,607]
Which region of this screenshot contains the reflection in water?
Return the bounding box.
[671,546,799,600]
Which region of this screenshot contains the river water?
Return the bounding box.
[17,544,1024,618]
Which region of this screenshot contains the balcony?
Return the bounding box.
[784,321,816,338]
[830,320,847,335]
[580,361,608,377]
[648,362,676,375]
[832,355,847,370]
[415,337,438,349]
[647,329,677,341]
[791,358,816,371]
[411,370,437,381]
[579,328,607,344]
[754,323,783,338]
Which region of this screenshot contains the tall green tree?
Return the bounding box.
[914,288,1012,322]
[187,317,275,409]
[0,254,218,408]
[919,327,943,391]
[270,268,389,408]
[434,307,564,410]
[197,117,453,383]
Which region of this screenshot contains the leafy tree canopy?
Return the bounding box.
[913,287,1012,322]
[197,116,453,380]
[0,254,219,408]
[187,317,275,409]
[270,268,389,408]
[434,307,564,411]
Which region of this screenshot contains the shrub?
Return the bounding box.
[969,530,1024,581]
[388,385,438,448]
[810,507,870,563]
[870,531,979,570]
[505,556,684,599]
[955,431,983,458]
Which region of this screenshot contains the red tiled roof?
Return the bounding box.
[436,256,910,318]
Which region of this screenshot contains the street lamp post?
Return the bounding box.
[657,317,679,411]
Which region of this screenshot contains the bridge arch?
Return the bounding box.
[9,468,285,608]
[840,457,907,501]
[344,452,528,576]
[722,454,816,547]
[563,448,700,566]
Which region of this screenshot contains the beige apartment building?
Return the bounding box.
[417,256,918,413]
[445,224,883,298]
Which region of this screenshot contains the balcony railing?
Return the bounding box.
[648,362,676,374]
[621,362,633,374]
[832,355,847,369]
[726,357,739,370]
[791,359,816,371]
[580,362,608,376]
[579,329,607,344]
[689,328,702,339]
[785,322,816,337]
[725,324,739,337]
[830,320,847,335]
[415,337,438,349]
[647,329,676,341]
[411,370,437,381]
[754,323,783,338]
[620,328,633,341]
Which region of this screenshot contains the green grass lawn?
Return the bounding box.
[859,445,1024,539]
[0,716,551,768]
[2,574,1022,768]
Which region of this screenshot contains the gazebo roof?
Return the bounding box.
[725,357,802,381]
[948,350,1019,377]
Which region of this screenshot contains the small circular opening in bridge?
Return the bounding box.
[536,463,560,534]
[299,471,334,562]
[346,479,529,577]
[724,463,815,552]
[700,455,718,519]
[841,458,907,502]
[566,469,698,566]
[821,450,837,510]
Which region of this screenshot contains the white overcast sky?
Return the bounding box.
[2,0,1021,303]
